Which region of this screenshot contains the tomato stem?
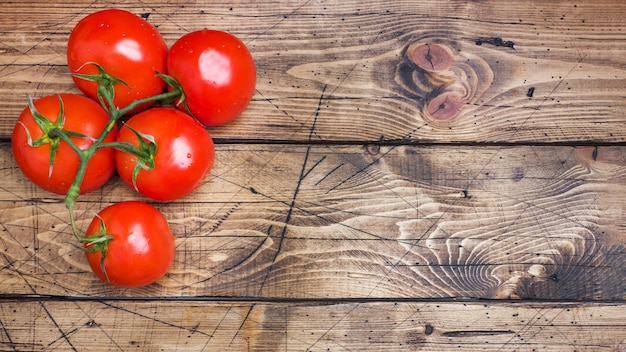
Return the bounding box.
[65,160,86,240]
[117,86,183,117]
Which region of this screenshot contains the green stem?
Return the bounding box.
[48,109,119,241]
[97,141,151,158]
[117,88,182,117]
[47,128,83,156]
[46,127,92,242]
[65,152,89,241]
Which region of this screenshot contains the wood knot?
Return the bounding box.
[427,92,464,121]
[397,40,493,122]
[424,324,434,335]
[407,43,453,72]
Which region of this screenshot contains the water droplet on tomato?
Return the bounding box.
[187,153,192,158]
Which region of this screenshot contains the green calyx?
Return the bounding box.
[20,95,92,178]
[72,62,128,110]
[127,124,157,192]
[77,215,114,283]
[102,123,157,192]
[157,72,193,116]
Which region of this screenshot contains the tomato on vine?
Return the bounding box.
[67,9,168,113]
[11,94,117,195]
[167,29,256,126]
[83,201,175,288]
[115,107,215,201]
[10,8,262,288]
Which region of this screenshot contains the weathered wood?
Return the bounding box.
[1,1,626,142]
[0,300,623,351]
[1,1,626,351]
[1,143,624,299]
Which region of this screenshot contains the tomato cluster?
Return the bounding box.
[10,9,256,287]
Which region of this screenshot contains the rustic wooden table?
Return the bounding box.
[1,0,624,351]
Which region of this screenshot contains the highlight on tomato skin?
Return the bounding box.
[11,94,117,195]
[66,9,168,114]
[84,201,175,288]
[167,29,257,127]
[115,107,215,202]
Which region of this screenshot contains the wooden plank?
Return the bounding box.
[2,1,625,350]
[1,143,624,299]
[1,1,626,142]
[0,300,623,351]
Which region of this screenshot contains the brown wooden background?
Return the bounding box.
[1,0,624,351]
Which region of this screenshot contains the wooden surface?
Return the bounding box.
[1,0,625,351]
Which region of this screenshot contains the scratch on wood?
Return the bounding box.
[0,317,17,351]
[245,0,314,44]
[220,226,273,274]
[229,304,256,348]
[443,329,514,337]
[98,301,213,338]
[500,306,569,350]
[258,86,326,292]
[39,301,77,351]
[314,162,344,186]
[207,203,241,234]
[302,155,326,180]
[509,54,587,137]
[255,89,303,125]
[307,84,326,140]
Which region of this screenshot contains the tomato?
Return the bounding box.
[167,29,256,126]
[67,9,168,113]
[84,201,175,287]
[11,94,117,195]
[115,108,215,201]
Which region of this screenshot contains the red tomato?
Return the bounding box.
[67,9,168,113]
[115,108,215,201]
[11,94,117,195]
[167,30,256,126]
[84,201,175,287]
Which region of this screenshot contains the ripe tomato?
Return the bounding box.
[67,9,168,113]
[115,108,215,201]
[11,94,117,195]
[167,29,256,126]
[84,201,175,287]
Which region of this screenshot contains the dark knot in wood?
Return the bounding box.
[427,92,464,121]
[397,40,493,122]
[407,43,453,72]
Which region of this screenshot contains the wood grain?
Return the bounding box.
[0,300,623,351]
[1,1,626,142]
[1,143,623,300]
[1,1,625,351]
